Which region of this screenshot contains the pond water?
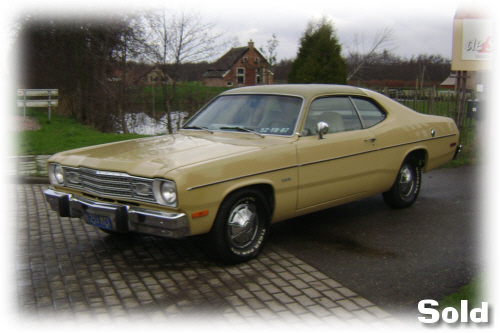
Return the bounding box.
[117,112,189,135]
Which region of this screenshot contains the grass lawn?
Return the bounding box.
[443,144,477,167]
[17,109,149,155]
[438,276,483,312]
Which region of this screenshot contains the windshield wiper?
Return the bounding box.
[220,126,265,138]
[183,126,213,134]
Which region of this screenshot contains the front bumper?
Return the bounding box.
[44,189,190,238]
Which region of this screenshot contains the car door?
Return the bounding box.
[295,96,382,210]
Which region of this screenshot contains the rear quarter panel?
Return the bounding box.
[364,90,460,183]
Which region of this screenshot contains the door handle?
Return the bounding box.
[364,137,377,143]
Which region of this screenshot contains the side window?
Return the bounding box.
[351,97,386,128]
[302,97,362,136]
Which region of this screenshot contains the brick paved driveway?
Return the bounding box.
[14,184,400,328]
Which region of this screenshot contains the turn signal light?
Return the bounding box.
[192,210,209,218]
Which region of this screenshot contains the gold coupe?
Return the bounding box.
[44,84,461,263]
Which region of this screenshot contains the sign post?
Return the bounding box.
[451,6,493,127]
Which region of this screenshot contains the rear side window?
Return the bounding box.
[351,97,386,128]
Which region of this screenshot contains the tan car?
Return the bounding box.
[44,84,461,264]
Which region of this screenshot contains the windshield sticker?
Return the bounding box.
[259,127,291,134]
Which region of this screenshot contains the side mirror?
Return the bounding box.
[316,122,329,139]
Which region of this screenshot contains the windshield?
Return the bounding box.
[184,94,303,136]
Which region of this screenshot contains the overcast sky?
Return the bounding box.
[4,0,497,62]
[195,0,464,60]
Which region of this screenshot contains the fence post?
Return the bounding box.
[48,89,52,121]
[429,87,435,115]
[455,71,468,128]
[23,90,27,122]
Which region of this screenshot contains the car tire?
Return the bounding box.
[383,156,422,209]
[210,189,271,264]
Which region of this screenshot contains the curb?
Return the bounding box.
[13,176,50,184]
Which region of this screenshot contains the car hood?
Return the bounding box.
[50,132,281,178]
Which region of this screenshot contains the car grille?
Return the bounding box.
[62,166,156,204]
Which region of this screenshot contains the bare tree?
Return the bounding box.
[260,33,280,67]
[346,26,396,81]
[230,36,241,48]
[106,13,149,133]
[15,12,149,132]
[146,8,226,133]
[259,33,279,84]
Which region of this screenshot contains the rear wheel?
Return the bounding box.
[383,157,422,208]
[210,189,271,264]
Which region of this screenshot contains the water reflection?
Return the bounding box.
[117,112,189,135]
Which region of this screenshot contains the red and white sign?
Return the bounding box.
[462,19,493,61]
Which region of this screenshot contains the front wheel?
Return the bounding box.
[210,189,271,264]
[383,157,422,208]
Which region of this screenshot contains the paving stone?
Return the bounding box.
[282,285,302,297]
[284,302,309,315]
[337,298,362,311]
[322,278,343,289]
[263,300,288,313]
[245,297,266,311]
[293,294,316,307]
[14,184,396,329]
[288,278,309,289]
[253,290,273,302]
[255,307,281,320]
[301,287,322,299]
[261,283,280,295]
[298,312,325,326]
[272,292,295,304]
[365,305,393,319]
[322,289,345,301]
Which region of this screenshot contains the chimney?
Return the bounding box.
[248,40,254,50]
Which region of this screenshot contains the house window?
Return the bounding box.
[237,67,245,84]
[255,57,259,63]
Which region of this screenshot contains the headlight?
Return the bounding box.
[154,180,178,207]
[161,182,177,204]
[54,165,64,184]
[49,163,65,185]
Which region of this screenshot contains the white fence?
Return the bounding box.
[17,89,58,121]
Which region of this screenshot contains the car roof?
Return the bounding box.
[221,84,369,100]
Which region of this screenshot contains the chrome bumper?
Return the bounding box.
[44,189,190,238]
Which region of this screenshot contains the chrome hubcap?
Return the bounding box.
[399,165,415,198]
[228,203,259,248]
